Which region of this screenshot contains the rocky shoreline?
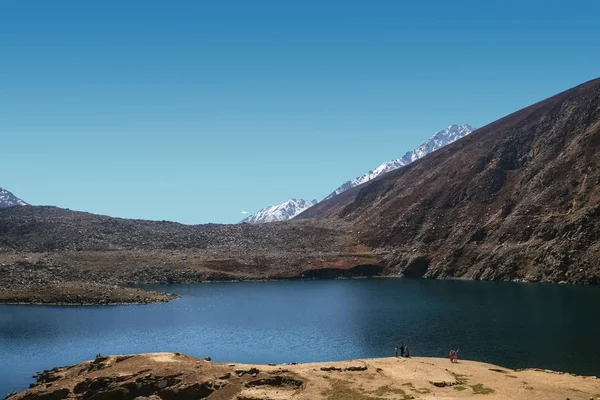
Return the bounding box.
[0,254,593,306]
[5,353,600,400]
[0,207,387,305]
[0,280,177,305]
[0,243,382,305]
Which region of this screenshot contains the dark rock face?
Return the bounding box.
[245,376,303,389]
[17,388,70,400]
[344,365,368,372]
[158,382,218,400]
[235,368,260,377]
[403,256,431,278]
[320,366,342,371]
[300,77,600,284]
[5,354,307,400]
[70,372,213,400]
[319,365,368,372]
[298,264,382,279]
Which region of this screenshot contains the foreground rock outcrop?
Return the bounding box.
[6,353,600,400]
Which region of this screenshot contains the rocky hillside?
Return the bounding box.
[241,198,318,224]
[0,206,378,304]
[0,206,342,253]
[0,187,27,208]
[300,78,600,284]
[324,124,475,199]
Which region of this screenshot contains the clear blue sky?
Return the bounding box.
[1,0,599,224]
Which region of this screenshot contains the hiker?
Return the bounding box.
[394,346,398,357]
[399,344,405,358]
[403,345,410,358]
[449,349,459,363]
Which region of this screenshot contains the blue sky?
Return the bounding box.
[2,0,599,224]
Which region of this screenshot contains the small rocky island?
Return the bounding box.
[6,353,600,400]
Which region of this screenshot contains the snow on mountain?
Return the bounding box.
[241,124,474,223]
[241,198,318,224]
[325,124,475,200]
[0,187,28,208]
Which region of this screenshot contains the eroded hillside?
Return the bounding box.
[300,78,600,284]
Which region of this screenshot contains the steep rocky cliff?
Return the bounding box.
[300,78,600,284]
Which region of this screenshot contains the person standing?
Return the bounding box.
[400,344,405,358]
[394,346,398,358]
[404,345,410,358]
[449,349,459,363]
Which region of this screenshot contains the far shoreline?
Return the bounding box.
[1,274,597,307]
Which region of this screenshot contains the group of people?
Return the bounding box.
[394,344,410,358]
[393,345,459,363]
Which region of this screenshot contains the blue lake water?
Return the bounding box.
[1,278,600,396]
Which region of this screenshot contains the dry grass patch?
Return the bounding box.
[324,380,386,400]
[451,372,469,385]
[373,385,408,397]
[470,383,494,394]
[413,387,431,394]
[323,380,413,400]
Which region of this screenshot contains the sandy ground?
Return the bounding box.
[6,352,600,400]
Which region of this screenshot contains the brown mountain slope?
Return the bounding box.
[0,206,379,304]
[299,77,600,283]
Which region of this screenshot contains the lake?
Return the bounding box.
[1,278,599,396]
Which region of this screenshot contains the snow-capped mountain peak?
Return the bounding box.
[408,124,475,162]
[0,187,28,208]
[241,198,318,224]
[325,124,475,199]
[241,124,474,223]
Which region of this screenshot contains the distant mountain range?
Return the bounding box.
[243,124,475,223]
[324,124,475,199]
[0,187,27,208]
[241,198,318,224]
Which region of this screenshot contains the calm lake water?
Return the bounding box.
[1,278,600,396]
